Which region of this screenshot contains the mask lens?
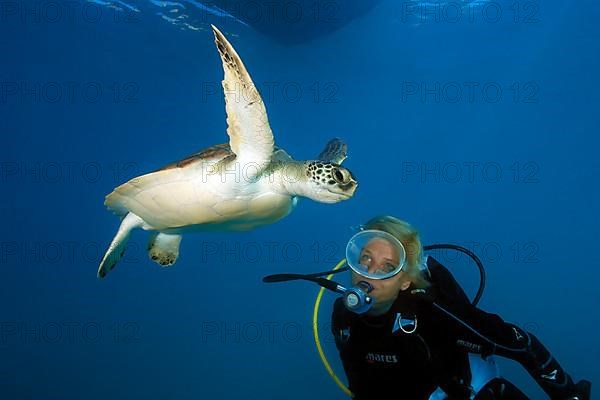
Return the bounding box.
[346,230,406,280]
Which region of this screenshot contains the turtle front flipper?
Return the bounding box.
[211,25,274,175]
[148,232,182,267]
[98,213,143,278]
[316,138,348,165]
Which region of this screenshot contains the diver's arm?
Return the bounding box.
[425,257,589,399]
[450,306,589,400]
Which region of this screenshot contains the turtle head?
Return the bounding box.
[302,161,358,203]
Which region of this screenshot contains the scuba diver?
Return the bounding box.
[331,216,590,399]
[264,215,591,399]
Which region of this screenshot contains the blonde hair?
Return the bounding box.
[363,215,430,289]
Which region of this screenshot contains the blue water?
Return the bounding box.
[2,0,599,398]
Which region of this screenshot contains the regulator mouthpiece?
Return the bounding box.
[343,281,374,314]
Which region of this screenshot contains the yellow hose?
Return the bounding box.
[312,258,353,397]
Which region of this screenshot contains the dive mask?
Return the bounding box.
[345,229,407,280]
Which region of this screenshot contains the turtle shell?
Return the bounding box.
[103,142,292,230]
[157,143,235,171]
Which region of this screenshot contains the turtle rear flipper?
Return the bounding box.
[147,232,182,267]
[98,213,143,278]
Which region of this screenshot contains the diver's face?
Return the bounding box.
[351,238,411,314]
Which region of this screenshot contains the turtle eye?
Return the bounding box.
[332,167,348,184]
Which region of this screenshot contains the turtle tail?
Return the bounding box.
[98,213,143,279]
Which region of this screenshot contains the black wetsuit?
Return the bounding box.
[331,257,587,400]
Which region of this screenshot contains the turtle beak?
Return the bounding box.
[340,179,358,197]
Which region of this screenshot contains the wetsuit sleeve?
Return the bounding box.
[446,299,582,399]
[429,258,585,399]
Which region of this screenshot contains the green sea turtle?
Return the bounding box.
[98,25,358,278]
